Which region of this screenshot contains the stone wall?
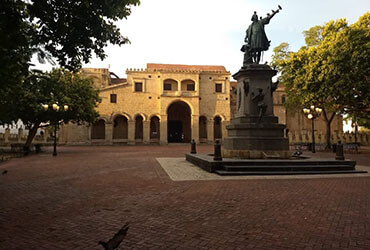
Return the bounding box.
[61,65,232,145]
[0,128,53,146]
[287,131,370,146]
[2,128,369,146]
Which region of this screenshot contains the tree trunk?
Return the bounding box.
[322,109,335,150]
[24,122,41,151]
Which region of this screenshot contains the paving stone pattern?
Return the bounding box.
[0,145,369,249]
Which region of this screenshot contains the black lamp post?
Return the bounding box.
[303,105,322,153]
[353,121,358,145]
[42,103,68,156]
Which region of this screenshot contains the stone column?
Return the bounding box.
[18,128,23,143]
[177,81,181,96]
[364,134,368,145]
[191,115,199,143]
[340,133,345,143]
[44,129,49,143]
[128,120,135,144]
[160,115,168,145]
[350,133,356,143]
[292,131,298,144]
[87,125,92,144]
[105,121,113,144]
[315,132,320,145]
[159,78,163,95]
[332,132,338,144]
[358,133,367,145]
[143,120,150,144]
[207,118,214,143]
[318,132,324,144]
[288,132,293,145]
[302,131,308,143]
[222,120,229,140]
[5,128,10,144]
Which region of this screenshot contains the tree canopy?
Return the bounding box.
[16,69,101,148]
[0,0,139,124]
[272,12,370,147]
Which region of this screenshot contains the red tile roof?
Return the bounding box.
[147,63,227,72]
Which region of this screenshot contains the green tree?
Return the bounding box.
[331,13,370,118]
[28,0,140,70]
[0,0,139,123]
[0,0,33,124]
[303,25,323,47]
[272,12,370,148]
[16,69,100,149]
[271,42,290,72]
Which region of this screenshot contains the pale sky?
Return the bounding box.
[33,0,370,77]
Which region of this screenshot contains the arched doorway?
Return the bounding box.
[135,115,143,141]
[199,116,207,142]
[167,101,191,143]
[113,115,128,139]
[214,116,222,140]
[150,116,160,142]
[91,119,105,139]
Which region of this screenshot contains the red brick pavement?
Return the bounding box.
[0,145,369,250]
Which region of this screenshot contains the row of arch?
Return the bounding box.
[163,79,196,92]
[91,100,224,143]
[91,115,223,142]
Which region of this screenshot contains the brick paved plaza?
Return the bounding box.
[0,145,369,249]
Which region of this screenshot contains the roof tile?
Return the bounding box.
[147,63,226,72]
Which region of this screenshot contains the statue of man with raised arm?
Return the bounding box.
[242,6,281,65]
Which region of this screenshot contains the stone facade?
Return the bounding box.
[60,63,231,145]
[60,63,343,145]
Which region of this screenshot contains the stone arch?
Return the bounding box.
[111,112,132,122]
[181,79,196,91]
[91,119,105,139]
[163,78,178,91]
[150,115,160,141]
[167,100,192,143]
[149,114,160,120]
[113,115,128,139]
[214,115,222,139]
[199,115,208,141]
[134,114,144,140]
[214,114,226,121]
[133,113,148,121]
[166,99,194,115]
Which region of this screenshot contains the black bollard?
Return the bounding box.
[213,140,222,161]
[335,141,345,160]
[190,139,196,154]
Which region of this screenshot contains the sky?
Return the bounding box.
[33,0,370,78]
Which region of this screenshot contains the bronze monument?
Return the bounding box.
[223,5,289,159]
[242,5,282,65]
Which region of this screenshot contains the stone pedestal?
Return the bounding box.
[223,64,289,159]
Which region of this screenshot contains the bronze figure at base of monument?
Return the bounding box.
[223,64,290,159]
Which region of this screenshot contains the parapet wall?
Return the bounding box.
[1,128,369,146]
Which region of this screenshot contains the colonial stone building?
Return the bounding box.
[60,63,232,145]
[60,63,343,145]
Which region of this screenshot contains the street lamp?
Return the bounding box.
[42,103,68,156]
[303,105,322,153]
